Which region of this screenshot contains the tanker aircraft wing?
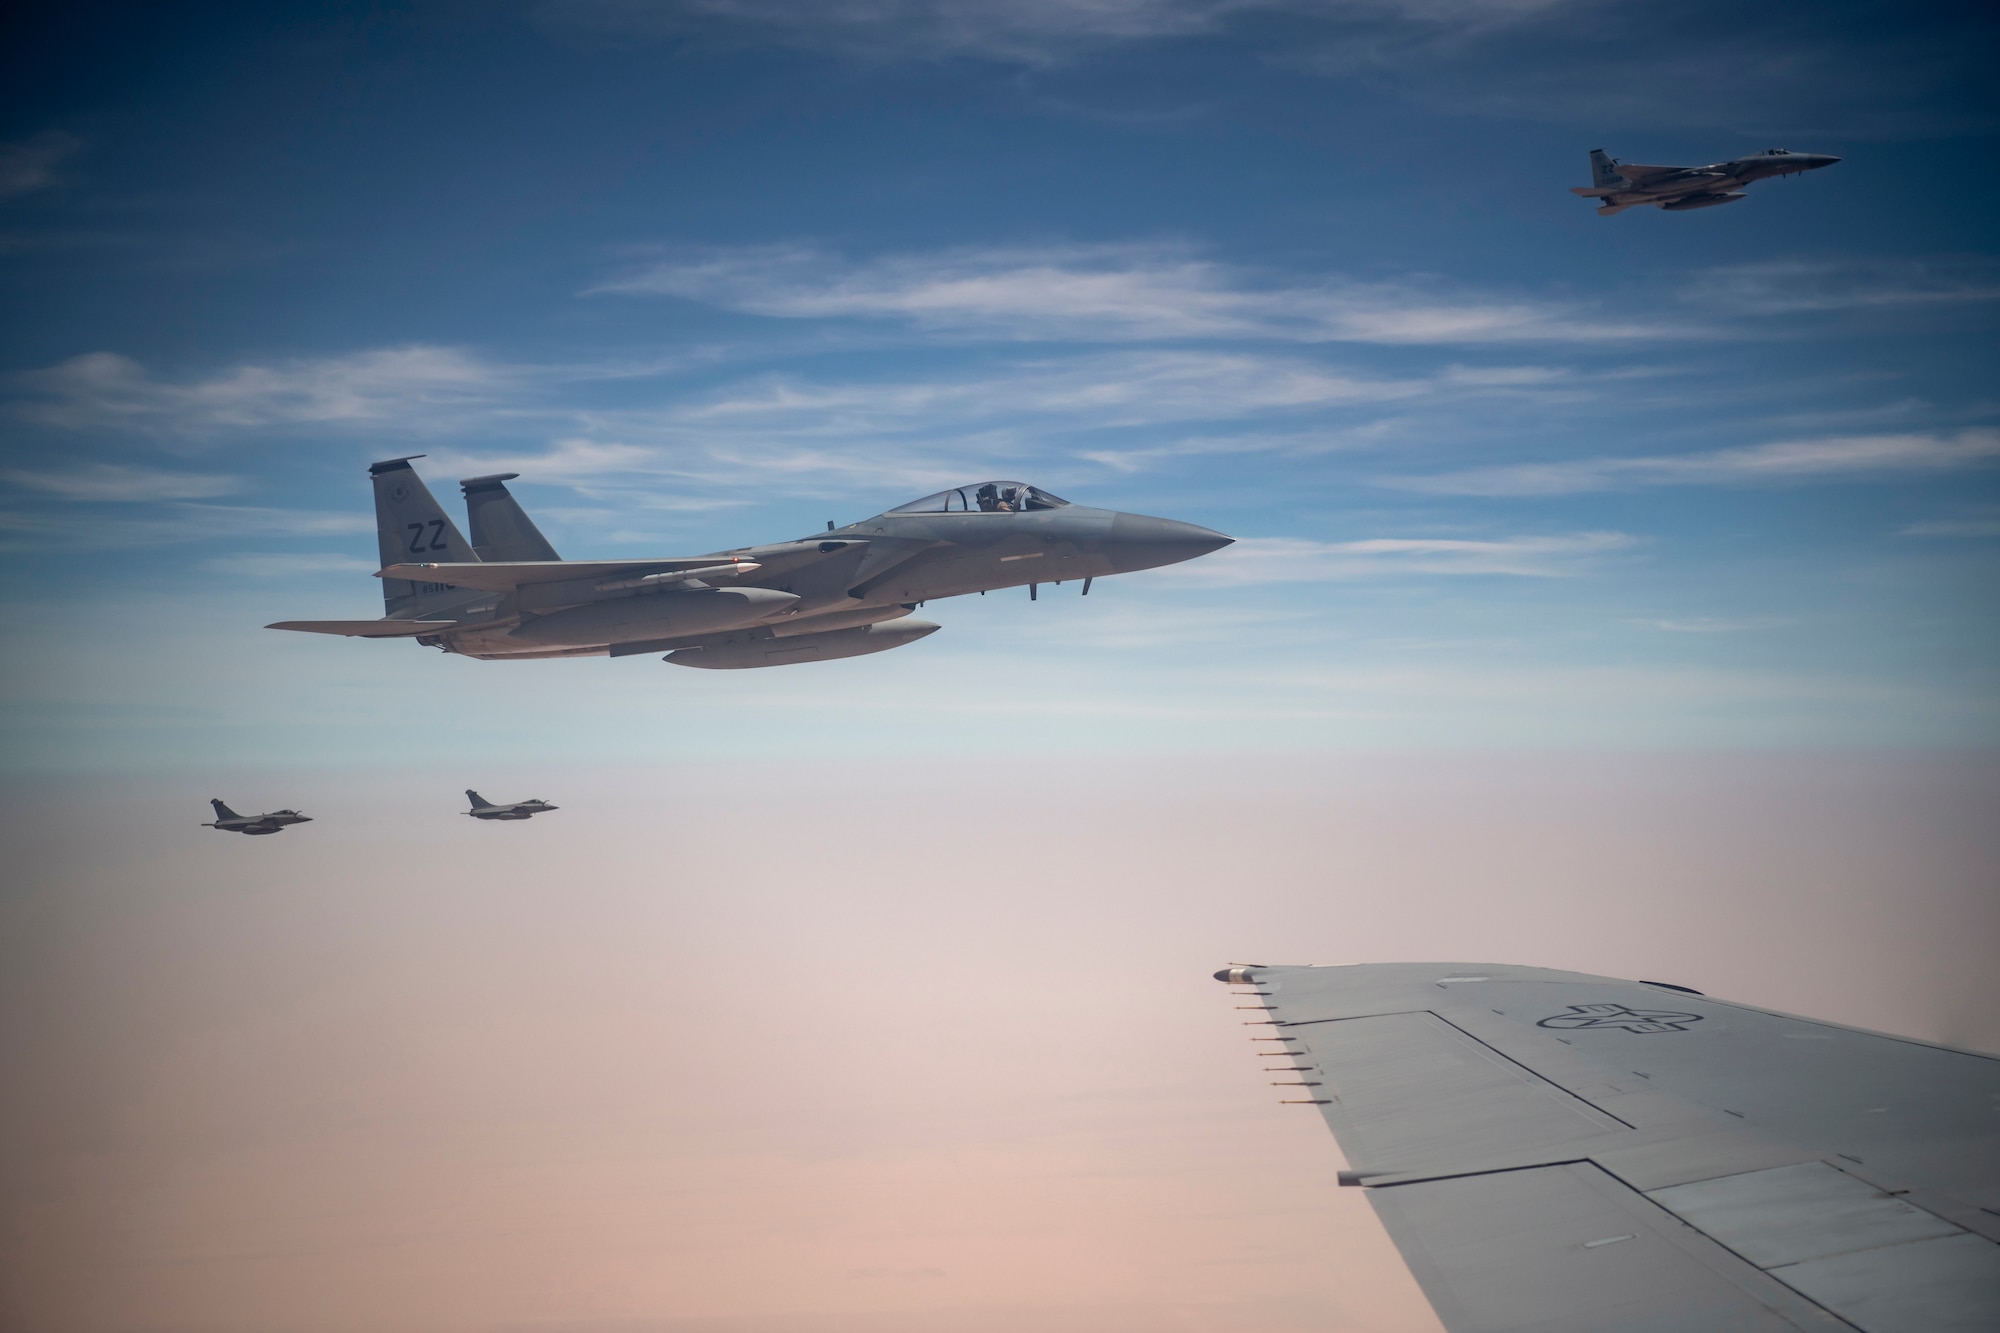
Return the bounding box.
[1212,961,2000,1333]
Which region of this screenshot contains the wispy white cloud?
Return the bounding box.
[3,463,242,502]
[546,0,1564,65]
[201,552,380,576]
[0,131,83,202]
[680,350,1436,427]
[1387,430,2000,496]
[1684,258,2000,317]
[10,347,509,435]
[0,504,372,551]
[1901,515,2000,539]
[1628,617,1781,633]
[1161,531,1635,584]
[594,243,1675,344]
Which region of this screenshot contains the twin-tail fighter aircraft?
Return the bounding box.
[202,799,312,835]
[269,459,1232,668]
[1572,147,1840,216]
[464,790,558,821]
[1214,961,2000,1332]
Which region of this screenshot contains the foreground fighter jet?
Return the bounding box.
[1572,147,1839,215]
[1214,961,2000,1332]
[269,460,1231,668]
[202,799,311,835]
[464,790,557,821]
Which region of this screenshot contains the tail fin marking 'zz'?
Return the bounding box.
[371,457,480,618]
[1589,148,1627,190]
[462,474,561,562]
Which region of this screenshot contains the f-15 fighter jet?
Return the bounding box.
[464,790,558,821]
[269,460,1232,669]
[202,799,312,835]
[1572,146,1839,215]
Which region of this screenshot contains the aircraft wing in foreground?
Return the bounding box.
[1214,961,1999,1332]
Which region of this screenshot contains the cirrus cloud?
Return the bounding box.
[594,242,1680,345]
[1386,429,2000,496]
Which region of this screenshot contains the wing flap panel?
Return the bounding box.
[1648,1162,2000,1332]
[1291,1012,1629,1178]
[1366,1162,1849,1332]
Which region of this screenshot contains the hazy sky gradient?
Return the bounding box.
[1,0,1997,764]
[1,2,1996,1330]
[5,756,1997,1332]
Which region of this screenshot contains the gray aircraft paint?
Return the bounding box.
[202,798,312,835]
[462,473,561,563]
[271,467,1231,668]
[464,790,558,820]
[1213,961,2000,1333]
[1572,147,1840,216]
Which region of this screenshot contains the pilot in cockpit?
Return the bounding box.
[975,483,1016,513]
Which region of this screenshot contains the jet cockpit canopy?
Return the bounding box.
[887,481,1071,514]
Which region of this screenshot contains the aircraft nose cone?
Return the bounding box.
[1106,513,1234,574]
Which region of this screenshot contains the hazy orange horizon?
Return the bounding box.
[2,752,1994,1332]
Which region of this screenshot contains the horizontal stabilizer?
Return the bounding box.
[266,619,458,637]
[1569,186,1618,197]
[377,559,750,591]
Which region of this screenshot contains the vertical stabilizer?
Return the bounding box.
[210,798,241,820]
[1589,148,1626,189]
[461,474,561,562]
[371,458,479,617]
[466,789,492,810]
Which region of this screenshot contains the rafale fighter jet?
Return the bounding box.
[202,799,311,835]
[1572,147,1839,215]
[1212,961,2000,1332]
[268,459,1232,668]
[464,790,557,821]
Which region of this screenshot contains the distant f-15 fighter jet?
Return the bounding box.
[1572,147,1839,215]
[464,790,557,821]
[202,799,311,835]
[269,459,1232,668]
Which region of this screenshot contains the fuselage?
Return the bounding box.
[1583,150,1840,211]
[206,810,311,834]
[425,491,1229,660]
[468,800,555,819]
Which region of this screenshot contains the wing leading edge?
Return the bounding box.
[1215,962,2000,1333]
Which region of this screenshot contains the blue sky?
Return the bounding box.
[3,0,1997,770]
